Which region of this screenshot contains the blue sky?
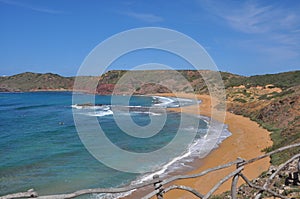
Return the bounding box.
[0,0,299,76]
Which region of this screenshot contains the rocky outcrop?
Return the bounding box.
[0,87,11,92]
[96,83,115,95]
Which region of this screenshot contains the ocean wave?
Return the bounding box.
[117,111,162,116]
[71,104,109,110]
[84,110,114,117]
[0,102,21,107]
[152,96,176,108]
[72,104,113,117]
[73,104,165,117]
[15,104,53,110]
[152,96,199,108]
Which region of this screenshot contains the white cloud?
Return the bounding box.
[198,0,300,59]
[0,0,66,14]
[200,0,300,34]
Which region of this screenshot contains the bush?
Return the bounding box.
[233,98,247,103]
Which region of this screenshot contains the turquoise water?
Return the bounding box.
[0,92,230,198]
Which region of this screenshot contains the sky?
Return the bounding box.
[0,0,299,76]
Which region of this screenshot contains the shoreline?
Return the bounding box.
[1,92,273,198]
[158,93,273,198]
[125,93,272,199]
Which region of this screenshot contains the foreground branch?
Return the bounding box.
[203,167,244,199]
[1,143,300,199]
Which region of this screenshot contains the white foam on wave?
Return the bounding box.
[111,105,164,116]
[85,110,114,117]
[71,104,83,109]
[130,111,162,116]
[93,113,232,198]
[124,117,231,193]
[136,148,193,183]
[90,189,135,199]
[72,105,114,117]
[152,96,199,108]
[71,104,109,110]
[152,96,175,107]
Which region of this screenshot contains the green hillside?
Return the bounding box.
[0,72,74,92]
[226,70,300,89]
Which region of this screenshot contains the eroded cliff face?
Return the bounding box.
[227,86,299,132]
[227,85,300,165]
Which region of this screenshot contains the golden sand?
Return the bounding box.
[154,93,272,198]
[125,93,272,199]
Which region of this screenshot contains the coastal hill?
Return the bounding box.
[0,72,99,93]
[0,70,241,94]
[1,70,299,164]
[0,72,74,92]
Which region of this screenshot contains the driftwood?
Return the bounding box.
[0,189,38,199]
[1,143,300,199]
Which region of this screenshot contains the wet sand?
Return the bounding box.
[125,93,272,199]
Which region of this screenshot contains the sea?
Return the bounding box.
[0,92,231,198]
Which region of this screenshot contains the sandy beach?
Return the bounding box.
[154,93,273,198]
[124,93,272,199]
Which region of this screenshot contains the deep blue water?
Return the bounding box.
[0,92,228,198]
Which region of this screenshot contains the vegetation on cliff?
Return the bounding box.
[225,71,300,165]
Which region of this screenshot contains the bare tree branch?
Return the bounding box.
[162,159,243,185]
[203,167,244,199]
[242,143,300,166]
